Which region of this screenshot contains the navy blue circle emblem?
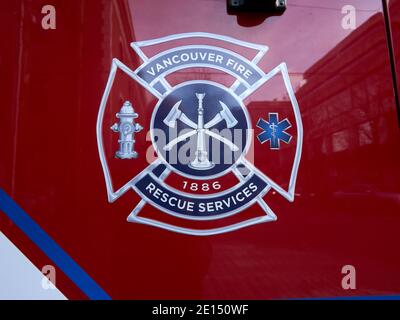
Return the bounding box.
[152,81,249,178]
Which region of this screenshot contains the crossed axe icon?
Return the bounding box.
[163,93,239,170]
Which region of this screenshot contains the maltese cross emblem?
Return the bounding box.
[97,33,303,236]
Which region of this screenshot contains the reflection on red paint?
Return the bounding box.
[0,0,399,299]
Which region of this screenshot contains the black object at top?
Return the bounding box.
[227,0,287,13]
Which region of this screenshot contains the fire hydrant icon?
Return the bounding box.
[111,101,143,159]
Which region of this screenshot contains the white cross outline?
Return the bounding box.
[96,32,303,236]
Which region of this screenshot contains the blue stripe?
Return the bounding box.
[299,295,400,300]
[0,188,111,300]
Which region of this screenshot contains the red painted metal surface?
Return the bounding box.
[0,0,399,299]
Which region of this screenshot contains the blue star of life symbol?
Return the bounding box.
[256,113,292,150]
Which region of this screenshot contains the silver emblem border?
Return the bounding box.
[96,32,303,236]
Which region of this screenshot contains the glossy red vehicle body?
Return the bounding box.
[0,0,399,299]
